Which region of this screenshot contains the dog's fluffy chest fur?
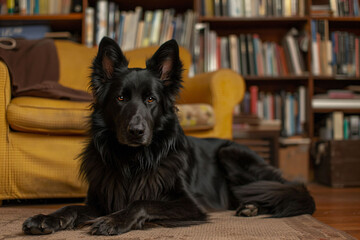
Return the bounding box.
[84,143,188,214]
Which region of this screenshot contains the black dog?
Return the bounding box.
[23,37,315,236]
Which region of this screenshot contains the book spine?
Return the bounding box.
[96,0,108,46]
[311,20,320,75]
[85,7,94,48]
[333,111,344,140]
[250,85,258,115]
[229,34,240,73]
[356,37,360,77]
[7,0,15,13]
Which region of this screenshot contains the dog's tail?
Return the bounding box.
[233,181,315,218]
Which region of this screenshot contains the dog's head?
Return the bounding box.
[91,37,183,147]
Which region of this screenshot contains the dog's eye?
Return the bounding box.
[117,96,125,102]
[147,97,155,103]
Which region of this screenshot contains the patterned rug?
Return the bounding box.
[0,207,355,240]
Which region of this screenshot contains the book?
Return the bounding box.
[229,34,240,73]
[220,37,230,69]
[249,86,258,115]
[141,10,153,47]
[19,0,26,14]
[298,86,306,134]
[239,34,247,75]
[311,20,320,75]
[85,7,94,48]
[150,9,163,46]
[246,34,255,75]
[96,0,108,46]
[350,115,360,139]
[283,28,305,75]
[333,111,344,140]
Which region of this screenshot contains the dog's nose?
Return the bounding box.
[128,124,145,137]
[128,114,146,138]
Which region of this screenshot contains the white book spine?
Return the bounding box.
[96,1,108,46]
[85,7,94,48]
[333,111,344,140]
[286,35,302,75]
[150,10,163,46]
[19,0,27,14]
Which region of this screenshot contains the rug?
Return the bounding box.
[0,207,355,240]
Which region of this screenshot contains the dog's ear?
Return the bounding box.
[146,39,183,96]
[95,37,128,80]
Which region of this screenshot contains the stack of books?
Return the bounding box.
[312,89,360,110]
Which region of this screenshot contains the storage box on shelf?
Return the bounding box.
[313,139,360,187]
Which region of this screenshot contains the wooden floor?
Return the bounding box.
[309,184,360,239]
[4,183,360,239]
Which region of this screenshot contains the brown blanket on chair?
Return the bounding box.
[0,38,92,101]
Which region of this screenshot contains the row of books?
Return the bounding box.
[311,20,360,77]
[193,25,306,76]
[320,112,360,140]
[235,86,307,137]
[330,0,360,17]
[85,2,196,51]
[1,0,82,15]
[201,0,305,17]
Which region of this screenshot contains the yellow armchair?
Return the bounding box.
[0,40,245,201]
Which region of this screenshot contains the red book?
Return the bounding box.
[275,45,282,76]
[279,46,289,76]
[250,86,258,115]
[269,93,274,120]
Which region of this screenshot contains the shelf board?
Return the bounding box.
[198,16,308,29]
[313,75,360,81]
[0,13,83,21]
[199,16,308,22]
[313,108,360,113]
[244,75,309,81]
[310,16,360,22]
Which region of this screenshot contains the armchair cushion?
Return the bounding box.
[7,97,215,135]
[7,97,90,135]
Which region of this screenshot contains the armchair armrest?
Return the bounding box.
[0,61,11,133]
[179,69,245,139]
[0,61,11,195]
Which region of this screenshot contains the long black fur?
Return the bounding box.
[22,37,315,236]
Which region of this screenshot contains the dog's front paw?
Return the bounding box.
[22,214,63,235]
[235,204,259,217]
[90,216,130,236]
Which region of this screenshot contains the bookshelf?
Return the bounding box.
[194,0,360,141]
[0,0,87,43]
[0,0,359,140]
